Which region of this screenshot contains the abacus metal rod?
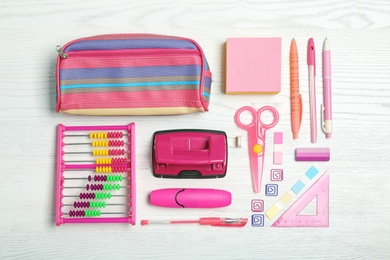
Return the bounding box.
[65,135,98,137]
[64,149,130,156]
[64,140,126,146]
[65,132,126,137]
[65,169,130,173]
[63,194,127,198]
[64,176,128,181]
[64,142,125,146]
[63,203,128,207]
[64,186,128,189]
[63,212,129,215]
[64,159,130,161]
[64,158,129,163]
[65,160,97,163]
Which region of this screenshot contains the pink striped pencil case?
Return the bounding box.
[55,34,212,115]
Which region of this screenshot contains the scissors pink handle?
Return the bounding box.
[234,106,279,193]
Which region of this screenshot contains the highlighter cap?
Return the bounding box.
[150,188,232,208]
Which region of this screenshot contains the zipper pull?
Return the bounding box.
[56,45,68,58]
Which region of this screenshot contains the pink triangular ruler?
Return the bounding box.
[271,170,329,227]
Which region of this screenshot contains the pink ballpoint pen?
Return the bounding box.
[322,38,332,138]
[141,217,248,227]
[307,38,317,143]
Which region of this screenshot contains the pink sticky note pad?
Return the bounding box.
[225,38,281,94]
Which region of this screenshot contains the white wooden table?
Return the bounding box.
[1,1,389,259]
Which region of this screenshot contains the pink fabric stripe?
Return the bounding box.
[63,49,198,57]
[61,56,201,69]
[79,34,179,41]
[60,90,202,110]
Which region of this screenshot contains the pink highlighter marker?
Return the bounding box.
[322,38,333,138]
[149,188,232,208]
[307,38,317,143]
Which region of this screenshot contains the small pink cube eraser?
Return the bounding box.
[273,132,283,165]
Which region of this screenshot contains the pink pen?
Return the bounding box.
[141,217,248,227]
[322,38,332,138]
[307,38,317,143]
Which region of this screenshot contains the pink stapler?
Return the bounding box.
[153,129,228,178]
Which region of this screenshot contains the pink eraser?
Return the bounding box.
[295,148,330,161]
[225,38,281,94]
[273,132,283,165]
[149,188,232,208]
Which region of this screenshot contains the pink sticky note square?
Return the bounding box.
[225,38,281,94]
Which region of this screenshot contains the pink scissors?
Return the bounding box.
[234,106,279,193]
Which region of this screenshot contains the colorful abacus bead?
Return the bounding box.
[91,140,125,147]
[90,201,106,208]
[68,210,101,217]
[78,192,112,200]
[85,210,100,217]
[80,193,95,199]
[95,193,112,199]
[106,175,123,182]
[73,201,90,208]
[84,175,124,182]
[92,149,126,156]
[89,132,123,139]
[102,184,121,190]
[107,132,123,138]
[95,158,128,165]
[95,166,127,173]
[85,184,122,191]
[72,201,107,208]
[69,210,85,217]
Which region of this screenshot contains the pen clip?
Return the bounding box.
[321,104,326,132]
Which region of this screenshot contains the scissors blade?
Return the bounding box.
[247,131,266,193]
[249,148,266,193]
[250,156,260,193]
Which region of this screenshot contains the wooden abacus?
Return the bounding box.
[56,123,136,225]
